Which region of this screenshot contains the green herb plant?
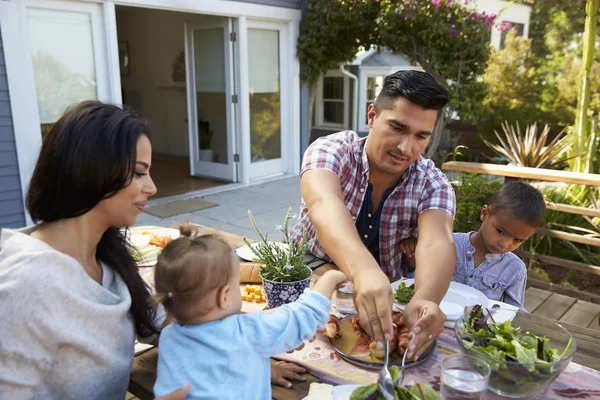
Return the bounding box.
[244,207,311,283]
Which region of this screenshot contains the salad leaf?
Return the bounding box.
[349,384,378,400]
[394,282,415,304]
[410,383,440,400]
[349,372,440,400]
[459,304,572,394]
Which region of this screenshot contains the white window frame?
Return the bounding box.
[358,66,420,132]
[314,70,349,130]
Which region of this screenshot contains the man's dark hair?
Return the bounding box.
[374,70,449,112]
[489,181,546,227]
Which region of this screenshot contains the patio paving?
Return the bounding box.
[135,176,303,242]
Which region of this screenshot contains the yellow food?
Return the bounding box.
[242,285,266,303]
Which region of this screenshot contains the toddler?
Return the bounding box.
[152,229,346,399]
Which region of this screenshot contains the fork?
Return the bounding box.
[378,340,395,400]
[396,346,409,386]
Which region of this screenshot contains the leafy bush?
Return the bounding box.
[451,173,503,233]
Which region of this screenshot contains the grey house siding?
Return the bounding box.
[228,0,301,8]
[0,29,26,229]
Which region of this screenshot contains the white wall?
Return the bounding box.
[116,7,228,158]
[471,0,531,48]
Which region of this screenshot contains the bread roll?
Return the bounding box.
[239,262,263,283]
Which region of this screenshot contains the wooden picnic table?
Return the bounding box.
[128,225,600,400]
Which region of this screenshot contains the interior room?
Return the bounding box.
[115,6,229,199]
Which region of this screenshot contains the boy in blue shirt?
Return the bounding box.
[400,181,545,309]
[152,230,346,399]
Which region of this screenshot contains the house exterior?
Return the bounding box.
[0,0,310,228]
[310,0,533,141]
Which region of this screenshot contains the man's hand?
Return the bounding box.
[402,299,446,360]
[353,268,394,346]
[155,384,191,400]
[399,237,417,257]
[271,361,307,389]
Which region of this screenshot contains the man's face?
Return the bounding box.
[365,97,438,177]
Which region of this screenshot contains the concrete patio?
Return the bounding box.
[136,176,302,242]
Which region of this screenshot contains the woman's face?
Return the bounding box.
[95,134,157,228]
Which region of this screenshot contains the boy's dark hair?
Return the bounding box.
[489,182,546,227]
[374,70,449,112]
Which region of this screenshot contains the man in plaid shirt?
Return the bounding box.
[291,70,456,360]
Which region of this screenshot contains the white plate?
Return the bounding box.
[333,385,361,400]
[235,241,289,261]
[128,226,181,240]
[391,279,488,321]
[126,226,181,266]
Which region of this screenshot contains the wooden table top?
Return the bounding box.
[128,225,600,399]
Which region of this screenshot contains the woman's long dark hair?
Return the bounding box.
[27,101,158,337]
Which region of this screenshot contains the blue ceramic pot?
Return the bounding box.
[261,267,312,309]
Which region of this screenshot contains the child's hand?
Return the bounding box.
[271,361,307,389]
[154,383,191,400]
[312,270,348,299]
[399,237,417,257]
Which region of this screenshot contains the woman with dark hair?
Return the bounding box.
[0,101,188,399]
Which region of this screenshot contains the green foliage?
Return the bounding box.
[244,208,311,283]
[482,122,574,169]
[451,173,502,233]
[377,0,492,123]
[527,266,550,282]
[482,30,544,129]
[297,0,380,85]
[297,0,494,123]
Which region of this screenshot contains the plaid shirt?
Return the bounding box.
[291,131,456,280]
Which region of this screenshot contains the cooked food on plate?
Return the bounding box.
[320,312,410,359]
[142,231,173,249]
[242,285,266,303]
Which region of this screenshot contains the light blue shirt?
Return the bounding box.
[154,289,331,399]
[452,232,527,309]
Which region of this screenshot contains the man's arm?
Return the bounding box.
[413,209,455,303]
[301,169,394,344]
[403,209,455,359]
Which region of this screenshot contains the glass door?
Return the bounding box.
[246,20,290,180]
[22,0,112,140]
[185,18,237,182]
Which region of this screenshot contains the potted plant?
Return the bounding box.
[244,207,312,308]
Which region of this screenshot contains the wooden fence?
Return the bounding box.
[442,161,600,277]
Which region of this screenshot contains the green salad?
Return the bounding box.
[350,366,439,400]
[459,305,574,392]
[394,282,415,305]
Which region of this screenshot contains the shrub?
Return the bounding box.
[451,173,503,233]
